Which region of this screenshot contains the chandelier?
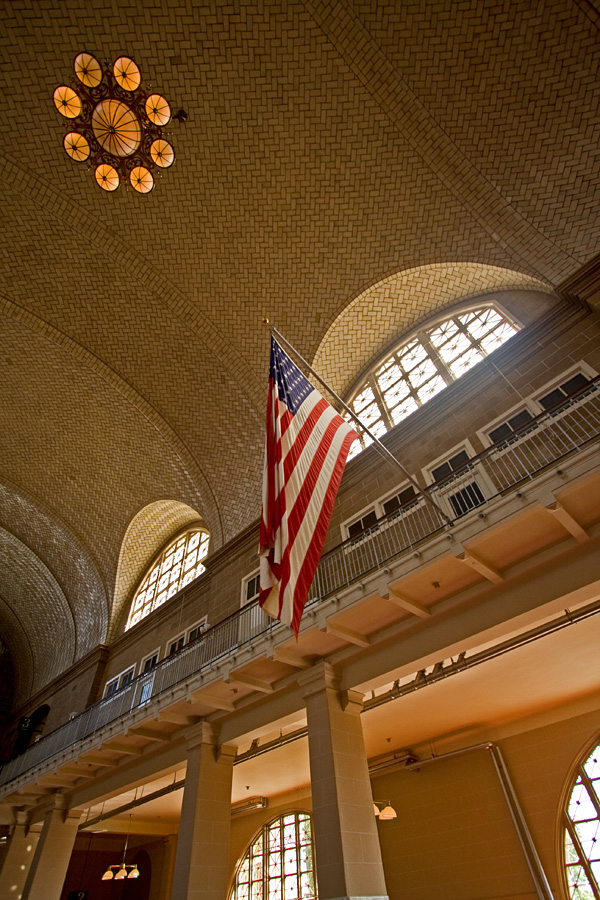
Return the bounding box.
[53,52,176,194]
[101,814,140,880]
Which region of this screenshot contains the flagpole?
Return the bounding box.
[266,323,453,526]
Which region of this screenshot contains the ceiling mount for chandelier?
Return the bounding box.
[53,52,176,194]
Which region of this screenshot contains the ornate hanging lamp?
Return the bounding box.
[53,52,178,194]
[101,814,140,880]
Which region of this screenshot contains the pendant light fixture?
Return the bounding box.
[53,51,179,193]
[101,814,140,880]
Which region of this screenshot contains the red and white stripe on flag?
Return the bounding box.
[259,337,358,636]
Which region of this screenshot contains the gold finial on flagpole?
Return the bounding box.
[262,317,270,325]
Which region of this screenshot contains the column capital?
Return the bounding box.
[298,661,340,699]
[216,743,237,766]
[185,721,219,750]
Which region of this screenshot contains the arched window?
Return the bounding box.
[347,305,519,457]
[229,812,316,900]
[563,739,600,899]
[124,529,210,631]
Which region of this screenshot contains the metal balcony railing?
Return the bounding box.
[1,378,599,789]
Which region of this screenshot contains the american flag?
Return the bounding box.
[259,337,358,636]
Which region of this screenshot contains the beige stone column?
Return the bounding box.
[0,810,40,899]
[170,723,236,900]
[301,663,388,900]
[20,797,81,900]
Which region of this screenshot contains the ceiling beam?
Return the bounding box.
[324,621,371,648]
[544,499,589,542]
[454,546,503,584]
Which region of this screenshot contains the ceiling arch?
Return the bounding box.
[312,263,554,396]
[0,527,76,702]
[111,500,206,640]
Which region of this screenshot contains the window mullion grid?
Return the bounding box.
[580,768,600,820]
[367,375,394,432]
[564,808,600,900]
[417,330,454,386]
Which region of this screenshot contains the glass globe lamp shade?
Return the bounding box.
[95,164,119,192]
[150,138,174,168]
[101,868,114,881]
[74,52,102,87]
[53,85,81,119]
[378,805,397,821]
[114,866,128,880]
[113,56,141,91]
[145,94,170,126]
[64,133,90,162]
[128,865,140,879]
[130,166,154,194]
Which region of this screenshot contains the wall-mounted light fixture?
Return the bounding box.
[373,800,397,820]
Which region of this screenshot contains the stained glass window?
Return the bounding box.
[229,813,317,900]
[563,740,600,900]
[125,530,210,631]
[346,305,519,458]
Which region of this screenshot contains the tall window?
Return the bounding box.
[125,529,210,631]
[229,812,316,900]
[563,739,600,899]
[347,305,519,457]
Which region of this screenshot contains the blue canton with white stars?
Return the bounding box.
[270,338,313,414]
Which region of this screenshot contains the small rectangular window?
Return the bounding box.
[347,509,378,539]
[168,636,185,656]
[539,372,590,410]
[120,668,134,688]
[382,485,417,516]
[142,652,159,673]
[432,450,469,483]
[488,408,534,444]
[246,573,260,603]
[105,679,119,697]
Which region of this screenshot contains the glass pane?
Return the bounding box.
[446,346,484,378]
[353,386,376,413]
[570,781,597,821]
[390,396,419,424]
[428,318,460,348]
[575,819,600,858]
[380,378,411,408]
[584,752,600,781]
[398,340,427,371]
[566,864,595,899]
[407,357,439,389]
[416,374,447,403]
[284,848,298,872]
[284,876,299,900]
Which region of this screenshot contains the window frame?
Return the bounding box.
[241,568,260,607]
[346,301,521,457]
[423,440,492,519]
[166,617,208,658]
[125,527,210,632]
[530,362,596,415]
[340,479,420,542]
[559,734,600,900]
[104,665,136,698]
[228,810,317,900]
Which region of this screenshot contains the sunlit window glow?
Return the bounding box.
[125,530,210,631]
[346,306,518,459]
[563,741,600,900]
[229,813,317,900]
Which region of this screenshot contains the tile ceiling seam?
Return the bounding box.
[300,0,584,282]
[0,476,109,648]
[0,527,76,697]
[0,291,225,549]
[0,589,34,703]
[0,155,265,421]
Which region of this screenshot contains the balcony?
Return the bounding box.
[1,377,599,794]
